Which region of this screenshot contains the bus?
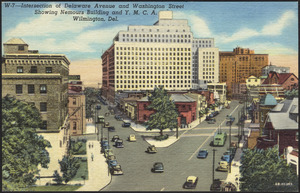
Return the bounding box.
[213,131,227,146]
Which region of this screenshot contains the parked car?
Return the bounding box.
[115,139,124,148]
[183,176,198,189]
[101,139,109,147]
[110,109,115,115]
[105,122,110,127]
[108,159,118,168]
[101,144,111,153]
[212,111,219,117]
[108,126,115,132]
[97,116,105,124]
[112,135,120,142]
[210,179,223,191]
[152,162,164,173]
[104,149,114,158]
[110,164,123,175]
[207,118,216,124]
[96,105,101,110]
[197,149,208,159]
[107,155,116,161]
[216,161,229,172]
[115,115,123,121]
[221,154,233,163]
[122,122,131,127]
[128,134,136,142]
[146,145,157,153]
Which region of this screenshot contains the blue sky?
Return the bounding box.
[2,1,298,62]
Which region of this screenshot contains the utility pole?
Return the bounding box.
[176,127,179,139]
[212,149,216,185]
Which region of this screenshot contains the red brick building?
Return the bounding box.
[101,44,115,103]
[137,94,197,127]
[262,71,298,91]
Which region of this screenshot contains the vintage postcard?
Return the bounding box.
[2,1,298,192]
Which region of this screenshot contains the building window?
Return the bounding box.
[73,98,76,105]
[18,45,24,51]
[73,122,77,130]
[16,85,23,94]
[40,85,47,94]
[28,85,35,94]
[40,121,47,130]
[30,66,37,73]
[17,66,23,73]
[40,102,47,112]
[46,67,52,73]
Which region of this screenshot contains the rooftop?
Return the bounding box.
[260,94,277,106]
[4,38,28,45]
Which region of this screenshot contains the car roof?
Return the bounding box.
[154,162,163,165]
[187,176,197,181]
[130,134,135,136]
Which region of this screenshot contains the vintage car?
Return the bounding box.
[107,155,116,161]
[221,154,234,163]
[128,134,136,142]
[110,109,115,115]
[111,135,120,142]
[108,126,115,132]
[105,112,110,117]
[114,115,123,121]
[122,122,131,127]
[207,118,216,124]
[146,145,158,153]
[183,176,198,189]
[104,149,114,158]
[96,104,101,110]
[115,139,124,148]
[197,149,208,159]
[216,161,229,172]
[210,179,223,191]
[108,159,118,168]
[110,164,124,175]
[101,139,109,147]
[104,122,110,127]
[152,162,164,173]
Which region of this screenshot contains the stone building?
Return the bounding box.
[262,62,290,76]
[2,38,70,132]
[219,47,268,97]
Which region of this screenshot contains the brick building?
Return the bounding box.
[68,80,86,136]
[262,71,298,91]
[137,94,197,127]
[2,38,70,132]
[219,47,268,97]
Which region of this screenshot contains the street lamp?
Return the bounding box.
[212,149,216,185]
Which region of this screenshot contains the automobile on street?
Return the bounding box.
[152,162,164,173]
[216,161,229,172]
[110,164,124,175]
[115,139,124,148]
[108,159,118,168]
[112,135,120,142]
[183,176,198,189]
[146,145,157,153]
[104,149,114,158]
[197,149,208,159]
[108,126,115,132]
[128,134,136,142]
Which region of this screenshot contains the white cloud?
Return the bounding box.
[261,10,296,35]
[239,42,298,55]
[5,4,94,37]
[174,11,212,37]
[217,10,297,43]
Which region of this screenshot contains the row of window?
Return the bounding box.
[116,78,191,83]
[16,84,47,94]
[116,47,191,51]
[17,66,52,73]
[202,76,215,79]
[6,60,62,65]
[116,66,190,70]
[130,28,189,32]
[27,101,47,112]
[202,60,215,63]
[116,56,191,61]
[116,61,190,65]
[116,51,190,56]
[123,33,191,38]
[116,70,190,75]
[116,84,190,89]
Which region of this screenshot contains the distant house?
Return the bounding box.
[256,97,298,155]
[137,94,197,127]
[262,71,298,91]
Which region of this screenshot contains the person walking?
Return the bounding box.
[91,153,94,161]
[89,143,91,149]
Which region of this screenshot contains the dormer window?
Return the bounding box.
[18,45,24,51]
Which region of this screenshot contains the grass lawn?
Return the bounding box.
[26,185,81,191]
[71,141,87,155]
[71,157,89,181]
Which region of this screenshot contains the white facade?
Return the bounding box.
[111,11,218,91]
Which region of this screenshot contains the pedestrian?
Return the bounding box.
[92,142,94,148]
[91,153,94,161]
[89,143,91,149]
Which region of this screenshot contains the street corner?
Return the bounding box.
[145,135,179,147]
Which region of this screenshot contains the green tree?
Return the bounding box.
[240,146,298,192]
[84,87,100,118]
[59,156,80,184]
[2,96,51,191]
[52,170,63,185]
[146,86,178,136]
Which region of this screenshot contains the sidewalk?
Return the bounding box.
[224,137,246,191]
[75,140,111,191]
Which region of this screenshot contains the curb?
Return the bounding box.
[99,173,112,191]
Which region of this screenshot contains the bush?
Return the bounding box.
[154,134,169,141]
[81,157,87,162]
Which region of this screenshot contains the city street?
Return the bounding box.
[97,101,243,191]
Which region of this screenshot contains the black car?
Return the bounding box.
[152,162,164,173]
[122,122,131,127]
[108,126,115,132]
[96,105,101,110]
[210,179,223,191]
[111,135,120,142]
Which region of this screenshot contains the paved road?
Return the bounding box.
[99,101,243,191]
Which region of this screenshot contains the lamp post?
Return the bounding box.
[212,149,216,185]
